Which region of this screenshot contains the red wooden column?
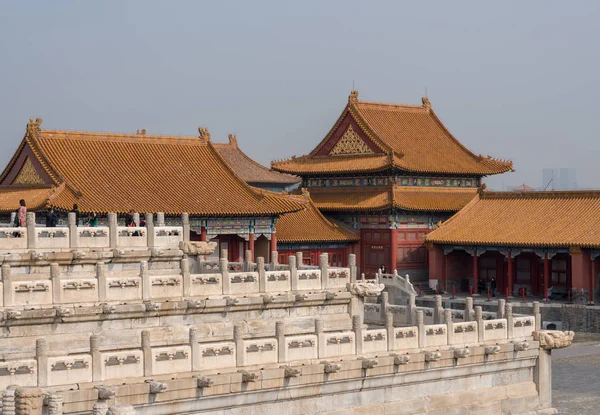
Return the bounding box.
[507,251,513,296]
[200,226,207,242]
[589,255,595,304]
[441,251,447,292]
[248,233,255,261]
[473,249,479,294]
[390,229,398,274]
[543,253,549,302]
[270,233,277,253]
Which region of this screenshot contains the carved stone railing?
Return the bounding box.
[0,227,27,249]
[379,269,417,296]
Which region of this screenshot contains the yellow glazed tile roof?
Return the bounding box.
[0,186,55,213]
[272,92,512,176]
[426,190,600,248]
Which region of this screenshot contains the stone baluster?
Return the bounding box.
[385,311,394,351]
[90,334,102,382]
[275,321,286,363]
[221,255,231,295]
[506,303,514,339]
[50,263,61,304]
[445,308,453,345]
[26,212,36,250]
[407,294,416,326]
[475,306,484,343]
[380,291,389,322]
[315,318,325,358]
[270,251,278,270]
[141,330,152,376]
[156,212,165,227]
[244,250,252,272]
[2,385,18,415]
[36,339,48,387]
[3,264,13,307]
[352,315,364,355]
[68,212,77,249]
[47,392,64,415]
[106,405,136,415]
[97,262,107,302]
[189,327,200,371]
[92,401,109,415]
[496,299,506,319]
[416,310,425,348]
[15,387,44,415]
[181,257,191,298]
[233,325,244,367]
[349,295,364,324]
[534,347,553,409]
[533,301,541,330]
[434,295,444,324]
[257,257,266,294]
[140,261,150,301]
[319,253,329,290]
[348,254,357,283]
[181,213,190,243]
[464,297,474,322]
[145,213,154,248]
[132,213,140,227]
[289,256,298,291]
[295,252,303,269]
[108,213,118,248]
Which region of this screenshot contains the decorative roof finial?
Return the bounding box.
[477,183,487,197]
[26,117,43,138]
[198,127,211,141]
[421,96,431,109]
[228,134,238,147]
[349,90,359,104]
[136,129,146,135]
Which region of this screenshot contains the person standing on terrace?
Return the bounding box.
[70,204,81,226]
[17,199,26,227]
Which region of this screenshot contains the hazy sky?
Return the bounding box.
[1,1,599,190]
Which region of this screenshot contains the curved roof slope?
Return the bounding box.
[0,119,304,216]
[272,91,513,176]
[274,190,358,244]
[213,135,300,185]
[426,190,600,249]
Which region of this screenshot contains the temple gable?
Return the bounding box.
[12,157,45,185]
[329,125,374,156]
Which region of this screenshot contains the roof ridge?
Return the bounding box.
[41,129,205,142]
[482,190,600,199]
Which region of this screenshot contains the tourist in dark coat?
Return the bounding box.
[45,208,58,227]
[70,204,80,226]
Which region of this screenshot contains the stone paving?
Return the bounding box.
[552,333,600,414]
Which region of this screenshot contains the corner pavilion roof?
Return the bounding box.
[213,134,300,186]
[0,119,305,216]
[426,190,600,249]
[272,91,513,176]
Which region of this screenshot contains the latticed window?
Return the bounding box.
[551,259,567,285]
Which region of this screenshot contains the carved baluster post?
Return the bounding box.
[50,263,61,304]
[15,387,44,415]
[36,339,48,387]
[296,252,303,269]
[181,257,191,298]
[108,213,118,248]
[416,310,425,348]
[97,262,107,302]
[319,253,329,290]
[270,251,278,271]
[141,330,152,377]
[464,297,474,322]
[90,334,102,382]
[133,213,140,227]
[407,294,416,326]
[2,385,18,415]
[434,295,443,324]
[276,321,286,363]
[189,327,200,371]
[156,212,165,227]
[534,348,553,409]
[26,212,36,250]
[385,311,394,351]
[497,299,506,319]
[348,254,357,283]
[181,213,190,243]
[3,264,13,307]
[140,261,150,301]
[380,291,389,322]
[352,315,363,355]
[315,318,325,359]
[289,255,298,291]
[506,303,514,339]
[244,250,252,272]
[92,401,109,415]
[47,392,64,415]
[475,306,484,343]
[257,257,266,294]
[68,212,77,249]
[533,301,541,331]
[145,213,154,249]
[233,325,245,367]
[221,255,230,295]
[445,308,453,345]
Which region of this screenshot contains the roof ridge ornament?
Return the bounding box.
[349,90,359,104]
[477,183,487,197]
[26,117,43,138]
[421,97,431,110]
[228,134,238,147]
[198,127,211,141]
[136,129,147,136]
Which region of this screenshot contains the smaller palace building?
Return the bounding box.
[426,188,600,302]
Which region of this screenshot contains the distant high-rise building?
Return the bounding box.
[541,168,577,190]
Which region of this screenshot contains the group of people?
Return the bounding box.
[12,201,100,228]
